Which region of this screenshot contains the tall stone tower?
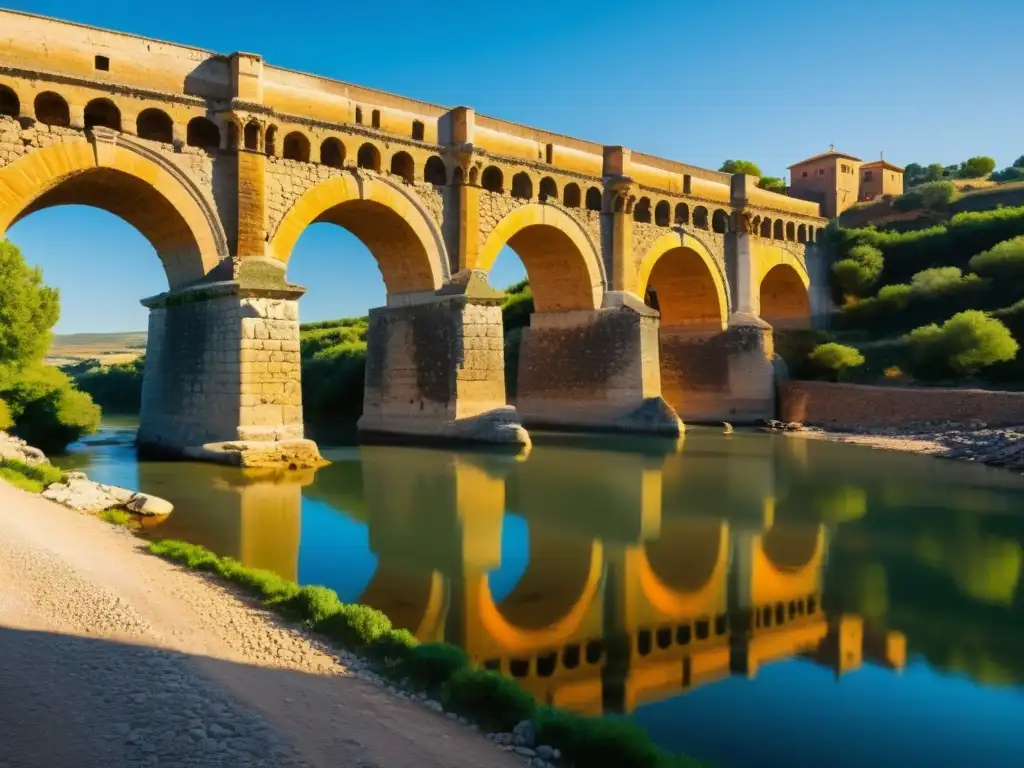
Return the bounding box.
[787,148,863,219]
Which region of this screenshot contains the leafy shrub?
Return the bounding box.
[773,328,830,379]
[808,343,865,381]
[990,166,1024,183]
[401,643,469,690]
[0,240,59,383]
[100,508,132,526]
[365,628,420,667]
[957,156,997,179]
[831,244,883,298]
[908,311,1019,380]
[0,457,64,493]
[441,668,536,732]
[893,181,958,212]
[215,558,300,601]
[318,603,392,647]
[968,235,1024,282]
[275,585,345,626]
[533,707,698,768]
[3,364,100,453]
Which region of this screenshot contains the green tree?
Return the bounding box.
[719,159,762,177]
[0,240,59,387]
[925,163,946,182]
[808,342,865,381]
[990,166,1024,183]
[893,180,958,212]
[831,243,883,297]
[757,176,786,193]
[957,156,997,179]
[1014,155,1024,169]
[908,310,1018,379]
[903,162,924,187]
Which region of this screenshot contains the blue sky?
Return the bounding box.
[7,0,1024,332]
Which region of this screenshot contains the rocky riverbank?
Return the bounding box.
[790,421,1024,471]
[0,430,173,516]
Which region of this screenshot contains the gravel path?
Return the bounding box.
[0,481,522,768]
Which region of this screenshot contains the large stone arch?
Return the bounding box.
[0,132,227,288]
[638,519,729,616]
[268,172,448,295]
[473,540,604,653]
[479,203,605,313]
[759,261,811,329]
[636,232,729,330]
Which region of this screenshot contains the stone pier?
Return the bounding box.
[358,274,530,448]
[659,316,775,424]
[515,296,683,436]
[137,281,324,468]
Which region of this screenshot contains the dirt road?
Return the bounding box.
[0,481,522,768]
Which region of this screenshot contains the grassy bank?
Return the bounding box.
[148,538,703,768]
[0,458,64,493]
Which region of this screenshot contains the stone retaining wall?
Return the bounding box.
[780,381,1024,428]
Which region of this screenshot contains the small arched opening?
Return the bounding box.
[424,156,447,185]
[539,176,558,202]
[84,98,121,131]
[354,106,363,125]
[563,183,581,208]
[674,203,689,225]
[136,108,173,143]
[357,143,381,171]
[655,200,671,227]
[773,219,784,239]
[34,92,70,127]
[585,186,602,211]
[482,165,504,193]
[411,120,425,141]
[511,172,533,200]
[693,206,709,229]
[760,217,772,238]
[244,121,261,151]
[712,209,729,234]
[186,117,220,150]
[634,197,652,223]
[265,126,278,157]
[0,85,19,117]
[390,151,415,184]
[320,138,344,168]
[797,224,807,243]
[760,264,811,329]
[371,109,381,129]
[786,221,796,241]
[283,131,310,162]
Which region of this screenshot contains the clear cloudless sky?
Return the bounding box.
[6,0,1024,333]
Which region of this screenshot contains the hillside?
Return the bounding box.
[47,331,147,367]
[788,198,1024,387]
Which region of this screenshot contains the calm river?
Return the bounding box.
[56,420,1024,767]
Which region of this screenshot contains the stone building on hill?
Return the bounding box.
[787,148,904,219]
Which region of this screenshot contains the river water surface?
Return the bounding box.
[56,420,1024,767]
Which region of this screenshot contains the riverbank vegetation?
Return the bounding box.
[783,201,1024,387]
[0,239,100,452]
[149,538,703,768]
[0,457,65,493]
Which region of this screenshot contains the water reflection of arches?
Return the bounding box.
[359,566,448,642]
[638,519,729,615]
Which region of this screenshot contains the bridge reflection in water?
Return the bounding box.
[138,429,917,719]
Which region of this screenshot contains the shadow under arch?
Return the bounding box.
[760,261,811,329]
[472,536,604,654]
[635,232,729,330]
[638,518,730,616]
[267,173,448,294]
[0,134,226,288]
[478,203,605,312]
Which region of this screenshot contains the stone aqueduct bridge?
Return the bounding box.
[0,10,827,460]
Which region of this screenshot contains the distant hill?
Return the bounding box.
[47,332,147,367]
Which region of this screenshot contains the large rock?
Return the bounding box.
[183,439,329,470]
[0,430,49,466]
[41,477,174,516]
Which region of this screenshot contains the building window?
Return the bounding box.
[864,170,873,181]
[411,120,424,141]
[819,168,825,176]
[94,55,110,71]
[802,171,808,178]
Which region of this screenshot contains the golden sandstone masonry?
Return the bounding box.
[0,10,828,466]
